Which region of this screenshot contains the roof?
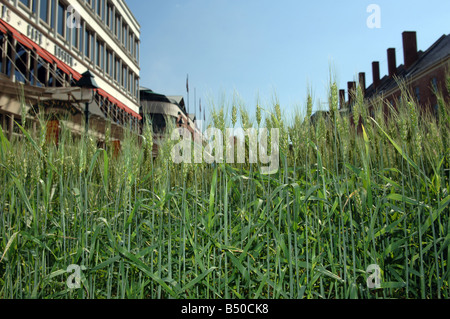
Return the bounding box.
[140,89,187,114]
[167,96,185,106]
[365,33,450,99]
[139,86,153,92]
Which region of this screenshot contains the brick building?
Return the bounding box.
[340,31,450,116]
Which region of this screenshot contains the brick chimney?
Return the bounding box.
[339,89,346,109]
[372,61,380,90]
[359,72,366,96]
[348,81,356,105]
[402,31,418,69]
[387,48,397,78]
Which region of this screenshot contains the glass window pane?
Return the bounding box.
[85,29,90,57]
[100,43,104,69]
[50,0,56,28]
[66,10,71,40]
[19,0,30,7]
[40,0,49,22]
[91,34,94,60]
[79,21,84,50]
[97,0,102,16]
[57,1,65,36]
[72,25,79,48]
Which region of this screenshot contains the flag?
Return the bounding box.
[186,74,189,93]
[199,98,201,113]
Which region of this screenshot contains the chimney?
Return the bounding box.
[339,89,346,109]
[372,61,380,90]
[348,81,356,105]
[402,31,418,69]
[387,48,397,78]
[359,72,366,96]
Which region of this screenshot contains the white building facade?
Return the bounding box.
[0,0,141,141]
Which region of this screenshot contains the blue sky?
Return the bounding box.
[127,0,450,123]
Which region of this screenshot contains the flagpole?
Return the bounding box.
[198,98,205,133]
[186,74,189,115]
[202,98,205,122]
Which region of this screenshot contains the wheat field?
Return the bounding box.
[0,77,449,299]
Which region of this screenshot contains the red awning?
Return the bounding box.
[14,31,54,64]
[34,45,56,64]
[0,19,81,81]
[96,88,142,120]
[0,22,7,34]
[0,19,34,50]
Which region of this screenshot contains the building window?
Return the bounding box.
[102,0,106,21]
[115,58,120,82]
[129,32,133,53]
[85,29,94,59]
[135,78,139,99]
[431,77,438,93]
[96,0,102,17]
[115,14,121,40]
[85,29,89,57]
[100,42,104,69]
[72,25,77,48]
[122,65,127,89]
[20,0,38,12]
[40,0,49,23]
[414,87,420,103]
[105,49,109,76]
[19,0,31,7]
[65,10,71,41]
[105,48,109,75]
[106,49,113,77]
[122,24,127,47]
[96,40,104,69]
[79,20,84,51]
[129,72,133,94]
[57,1,66,37]
[107,2,113,30]
[129,33,133,56]
[50,0,56,29]
[14,42,28,84]
[96,39,100,66]
[91,33,95,62]
[135,40,139,60]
